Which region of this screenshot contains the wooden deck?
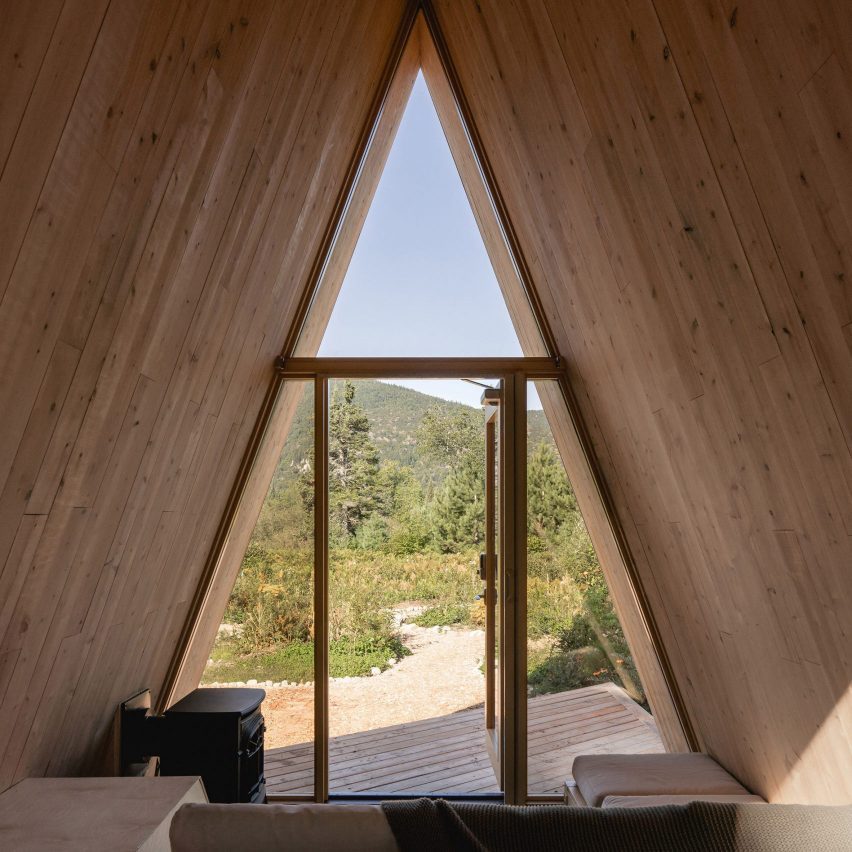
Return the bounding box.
[265,682,663,797]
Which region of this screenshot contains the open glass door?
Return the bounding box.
[482,387,502,789]
[481,374,528,805]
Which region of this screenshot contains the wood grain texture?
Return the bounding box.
[1,0,849,806]
[0,0,408,789]
[419,10,690,754]
[264,683,662,797]
[430,0,852,804]
[170,4,418,703]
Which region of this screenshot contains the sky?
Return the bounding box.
[317,72,541,409]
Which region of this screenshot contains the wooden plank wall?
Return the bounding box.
[172,21,421,698]
[419,14,690,753]
[2,0,849,806]
[0,0,407,788]
[432,0,852,804]
[176,10,690,755]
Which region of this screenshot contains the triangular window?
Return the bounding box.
[318,73,522,358]
[179,10,679,809]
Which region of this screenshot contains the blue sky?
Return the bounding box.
[318,72,541,409]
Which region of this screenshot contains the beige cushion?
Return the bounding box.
[169,802,398,852]
[572,753,750,807]
[602,793,766,808]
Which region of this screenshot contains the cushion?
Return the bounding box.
[170,802,398,852]
[572,753,750,807]
[602,793,766,808]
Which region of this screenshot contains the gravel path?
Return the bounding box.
[261,607,487,748]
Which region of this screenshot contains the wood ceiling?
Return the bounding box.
[0,0,849,804]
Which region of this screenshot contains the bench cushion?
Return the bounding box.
[602,793,765,808]
[573,753,750,807]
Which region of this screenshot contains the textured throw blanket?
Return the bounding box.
[381,799,852,852]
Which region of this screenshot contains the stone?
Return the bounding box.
[247,679,258,686]
[387,658,397,666]
[370,666,381,676]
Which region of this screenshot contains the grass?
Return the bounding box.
[204,545,644,703]
[413,602,473,628]
[205,635,410,683]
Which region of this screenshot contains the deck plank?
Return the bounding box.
[265,683,664,796]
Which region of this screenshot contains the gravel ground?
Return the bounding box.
[261,608,487,748]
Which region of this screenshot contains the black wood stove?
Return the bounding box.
[120,687,266,803]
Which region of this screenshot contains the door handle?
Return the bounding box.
[478,552,487,581]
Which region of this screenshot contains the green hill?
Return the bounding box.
[271,379,556,492]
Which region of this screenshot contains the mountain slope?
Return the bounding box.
[271,379,555,491]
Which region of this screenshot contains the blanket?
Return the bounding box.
[380,798,852,852]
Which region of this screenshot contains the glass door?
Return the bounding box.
[267,357,563,803]
[197,355,681,806]
[482,387,501,788]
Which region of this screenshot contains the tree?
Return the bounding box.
[431,456,485,552]
[527,441,576,543]
[417,405,486,551]
[417,406,483,472]
[328,381,381,541]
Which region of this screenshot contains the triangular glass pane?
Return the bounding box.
[318,72,522,358]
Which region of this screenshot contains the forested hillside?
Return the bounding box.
[271,379,553,493]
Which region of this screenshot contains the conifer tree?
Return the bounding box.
[328,381,380,541]
[527,441,576,543]
[431,455,484,552]
[417,405,486,551]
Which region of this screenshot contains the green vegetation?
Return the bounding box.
[204,380,645,704]
[413,602,473,628]
[207,636,410,684]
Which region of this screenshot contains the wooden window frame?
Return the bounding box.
[269,358,546,804]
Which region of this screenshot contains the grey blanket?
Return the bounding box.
[381,798,852,851]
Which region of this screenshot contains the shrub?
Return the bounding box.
[527,575,582,639]
[204,635,411,683]
[227,546,313,653]
[208,542,643,701]
[414,602,472,628]
[354,516,390,550]
[388,526,430,556]
[559,614,595,650]
[527,649,585,695]
[528,645,612,696]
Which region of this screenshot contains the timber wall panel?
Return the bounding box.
[174,1,417,696]
[0,0,407,786]
[419,13,688,752]
[432,0,851,803]
[2,0,850,804]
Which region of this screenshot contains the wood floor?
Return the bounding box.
[265,682,663,797]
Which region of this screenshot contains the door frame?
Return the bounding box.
[272,357,555,804]
[482,390,499,779]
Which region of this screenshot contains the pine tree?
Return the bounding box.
[328,381,380,541]
[527,441,576,543]
[417,404,485,551]
[431,455,485,552]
